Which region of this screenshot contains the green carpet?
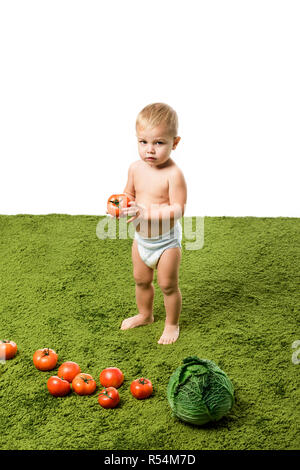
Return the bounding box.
[0,215,299,450]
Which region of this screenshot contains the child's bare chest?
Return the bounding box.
[134,164,170,205]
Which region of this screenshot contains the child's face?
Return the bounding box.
[136,124,181,167]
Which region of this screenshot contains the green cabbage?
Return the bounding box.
[167,356,234,425]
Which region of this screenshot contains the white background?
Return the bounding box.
[0,0,299,217]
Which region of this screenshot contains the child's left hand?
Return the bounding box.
[121,201,148,224]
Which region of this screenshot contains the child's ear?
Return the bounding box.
[173,136,181,149]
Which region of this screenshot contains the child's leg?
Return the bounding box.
[121,240,155,330]
[156,247,182,344]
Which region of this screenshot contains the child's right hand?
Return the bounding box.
[106,210,127,219]
[121,201,147,224]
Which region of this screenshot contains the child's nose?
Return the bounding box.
[146,145,155,153]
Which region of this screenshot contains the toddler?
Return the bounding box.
[120,103,187,344]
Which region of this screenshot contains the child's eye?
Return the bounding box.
[139,140,164,145]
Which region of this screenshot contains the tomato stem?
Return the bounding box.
[110,199,120,207]
[99,388,113,399]
[81,376,93,384]
[138,378,148,385]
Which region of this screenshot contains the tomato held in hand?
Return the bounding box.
[98,387,120,409]
[47,376,71,397]
[0,340,17,360]
[99,367,124,389]
[33,348,58,371]
[130,378,153,399]
[107,194,131,218]
[72,373,97,395]
[58,361,81,383]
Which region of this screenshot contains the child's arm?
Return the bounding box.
[150,167,187,221]
[167,166,187,219]
[123,163,136,200]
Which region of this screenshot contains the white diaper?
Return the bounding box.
[134,220,182,269]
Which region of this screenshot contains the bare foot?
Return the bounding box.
[157,324,180,345]
[121,314,154,330]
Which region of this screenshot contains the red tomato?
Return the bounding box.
[33,348,58,371]
[98,387,120,409]
[99,367,124,389]
[58,361,81,383]
[72,373,97,395]
[47,376,71,397]
[0,340,17,360]
[107,194,131,218]
[130,378,153,399]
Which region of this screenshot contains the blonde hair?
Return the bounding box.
[136,102,179,137]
